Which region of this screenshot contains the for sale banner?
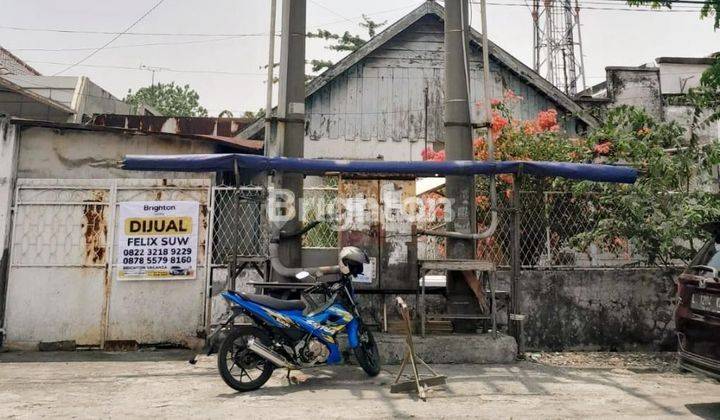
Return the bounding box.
[117,201,199,280]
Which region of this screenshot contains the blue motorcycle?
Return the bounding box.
[213,247,380,391]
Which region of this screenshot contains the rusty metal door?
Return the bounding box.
[379,179,417,290]
[339,180,381,289]
[338,178,417,290]
[3,178,211,347]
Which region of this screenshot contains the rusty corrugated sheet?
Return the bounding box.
[90,115,263,152]
[12,117,263,153]
[92,115,253,137]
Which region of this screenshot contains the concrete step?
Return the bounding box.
[375,333,517,365]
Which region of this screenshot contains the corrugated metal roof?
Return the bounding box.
[10,118,263,153]
[90,114,262,152]
[92,114,254,137]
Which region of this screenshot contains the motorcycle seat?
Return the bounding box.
[239,292,306,311]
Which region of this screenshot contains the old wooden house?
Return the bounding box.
[240,1,594,163]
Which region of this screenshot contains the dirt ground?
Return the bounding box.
[525,351,679,372]
[1,350,719,419]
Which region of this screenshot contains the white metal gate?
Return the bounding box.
[4,178,211,347]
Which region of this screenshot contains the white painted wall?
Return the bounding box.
[1,123,220,347]
[1,75,130,122]
[658,62,710,94]
[16,126,216,180]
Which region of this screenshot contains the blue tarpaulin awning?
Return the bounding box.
[122,153,637,184]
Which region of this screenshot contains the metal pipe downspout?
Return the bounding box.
[268,242,340,278]
[475,0,498,240]
[423,0,497,242]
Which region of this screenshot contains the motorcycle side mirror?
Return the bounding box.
[295,271,311,280]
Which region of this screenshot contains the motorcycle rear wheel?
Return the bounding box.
[353,323,381,377]
[217,326,274,392]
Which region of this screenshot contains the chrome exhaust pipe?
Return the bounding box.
[247,338,297,369]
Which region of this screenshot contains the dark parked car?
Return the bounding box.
[675,223,720,380]
[169,266,190,276]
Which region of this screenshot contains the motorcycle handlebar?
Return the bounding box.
[277,220,322,240]
[303,276,347,294]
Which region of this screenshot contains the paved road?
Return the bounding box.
[1,351,719,419]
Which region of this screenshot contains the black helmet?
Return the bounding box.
[339,246,369,276]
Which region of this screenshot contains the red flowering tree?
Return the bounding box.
[418,91,720,266]
[423,91,720,265]
[420,89,588,262]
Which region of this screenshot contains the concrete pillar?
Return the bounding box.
[0,119,18,334]
[275,0,307,276]
[444,0,479,332]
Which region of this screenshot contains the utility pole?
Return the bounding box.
[264,0,277,158]
[444,0,478,332]
[274,0,307,277]
[140,65,166,87]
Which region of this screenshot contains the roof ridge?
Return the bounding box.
[239,0,595,139]
[0,45,42,76]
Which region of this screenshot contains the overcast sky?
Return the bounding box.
[1,0,718,116]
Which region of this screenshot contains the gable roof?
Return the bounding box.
[240,1,595,139]
[0,46,41,76]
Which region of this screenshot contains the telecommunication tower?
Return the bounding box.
[532,0,587,96]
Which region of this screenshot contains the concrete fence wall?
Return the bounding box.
[497,268,680,351]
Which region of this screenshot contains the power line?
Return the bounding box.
[26,60,267,76]
[600,0,709,4]
[0,4,417,38]
[483,1,703,12]
[308,0,354,23]
[0,25,270,37]
[568,0,703,9]
[308,3,418,29]
[9,36,242,53]
[473,0,705,11]
[52,0,166,76]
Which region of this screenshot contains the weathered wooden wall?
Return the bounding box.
[304,15,578,162]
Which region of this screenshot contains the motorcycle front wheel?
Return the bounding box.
[217,326,274,392]
[353,323,381,377]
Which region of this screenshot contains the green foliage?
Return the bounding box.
[306,28,366,54]
[700,55,720,88]
[691,56,720,130]
[626,0,720,29]
[241,108,265,119]
[470,89,720,266]
[309,59,334,73]
[571,106,720,266]
[328,32,367,52]
[125,82,208,117]
[306,16,387,73]
[359,14,387,38]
